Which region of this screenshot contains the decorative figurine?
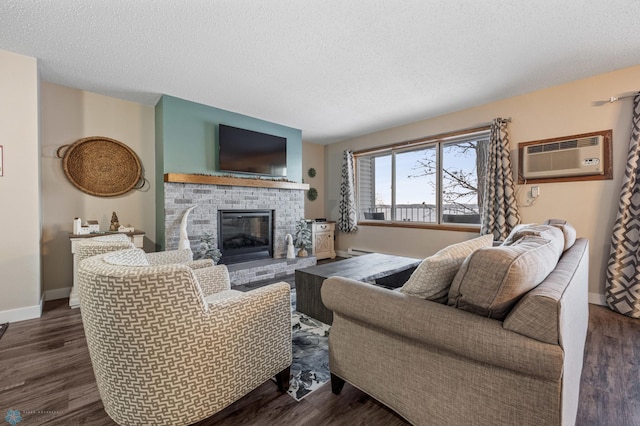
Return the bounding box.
[110,212,120,231]
[87,220,100,233]
[285,233,295,259]
[179,206,197,250]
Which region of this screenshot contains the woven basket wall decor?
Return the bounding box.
[57,136,144,197]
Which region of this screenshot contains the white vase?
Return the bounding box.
[73,217,82,234]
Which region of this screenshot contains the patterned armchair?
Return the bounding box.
[75,234,213,270]
[75,233,134,260]
[77,248,292,426]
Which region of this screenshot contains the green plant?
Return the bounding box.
[197,232,222,264]
[294,219,312,249]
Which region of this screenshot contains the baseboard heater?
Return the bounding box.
[347,248,374,257]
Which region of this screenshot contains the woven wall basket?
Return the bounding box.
[57,136,143,197]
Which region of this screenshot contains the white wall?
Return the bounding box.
[41,82,156,298]
[0,49,42,322]
[325,64,640,302]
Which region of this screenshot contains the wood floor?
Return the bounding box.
[0,296,638,425]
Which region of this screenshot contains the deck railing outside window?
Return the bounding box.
[364,204,480,224]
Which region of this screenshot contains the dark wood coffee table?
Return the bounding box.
[295,253,421,325]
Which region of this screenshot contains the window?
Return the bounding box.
[355,128,490,226]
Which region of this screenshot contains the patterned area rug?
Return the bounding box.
[288,311,330,401]
[286,288,331,401]
[0,323,8,341]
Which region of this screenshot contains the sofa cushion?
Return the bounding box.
[447,225,564,320]
[501,223,536,245]
[544,219,577,251]
[400,234,494,303]
[104,248,150,266]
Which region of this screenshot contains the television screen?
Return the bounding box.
[218,124,287,177]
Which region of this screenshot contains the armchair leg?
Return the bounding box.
[275,366,291,393]
[331,373,345,394]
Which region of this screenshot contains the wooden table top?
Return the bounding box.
[296,252,421,282]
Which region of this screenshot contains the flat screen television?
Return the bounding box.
[218,124,287,177]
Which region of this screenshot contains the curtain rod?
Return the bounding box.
[609,92,639,103]
[352,118,511,157]
[480,117,511,126]
[353,124,492,156]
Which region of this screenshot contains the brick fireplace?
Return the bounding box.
[163,174,308,260]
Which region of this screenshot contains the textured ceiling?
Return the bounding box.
[1,1,640,144]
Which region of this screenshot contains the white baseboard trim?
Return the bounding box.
[589,292,607,306]
[335,250,350,258]
[44,287,71,301]
[0,295,44,323]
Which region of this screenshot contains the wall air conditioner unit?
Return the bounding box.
[521,135,605,179]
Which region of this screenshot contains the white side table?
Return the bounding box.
[311,222,336,260]
[68,231,145,308]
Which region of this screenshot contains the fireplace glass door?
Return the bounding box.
[218,210,272,264]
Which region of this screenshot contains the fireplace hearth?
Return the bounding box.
[218,210,273,264]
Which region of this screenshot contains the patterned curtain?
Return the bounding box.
[481,118,520,240]
[606,93,640,318]
[475,138,490,216]
[338,150,358,233]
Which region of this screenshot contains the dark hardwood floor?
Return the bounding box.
[0,287,638,425]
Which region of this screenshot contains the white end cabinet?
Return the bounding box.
[311,221,336,260]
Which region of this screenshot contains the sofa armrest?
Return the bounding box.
[321,277,563,380]
[504,238,589,345]
[146,249,193,265]
[193,264,231,296]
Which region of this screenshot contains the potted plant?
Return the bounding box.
[197,232,222,264]
[294,219,312,257]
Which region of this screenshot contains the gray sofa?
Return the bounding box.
[322,237,589,426]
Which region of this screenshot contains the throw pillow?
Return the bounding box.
[544,218,577,251]
[501,223,536,246]
[448,225,564,320]
[400,234,494,303]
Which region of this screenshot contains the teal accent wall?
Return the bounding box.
[157,95,302,179]
[155,94,303,248]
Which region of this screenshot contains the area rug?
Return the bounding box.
[284,288,331,401]
[288,310,330,401]
[0,323,8,341]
